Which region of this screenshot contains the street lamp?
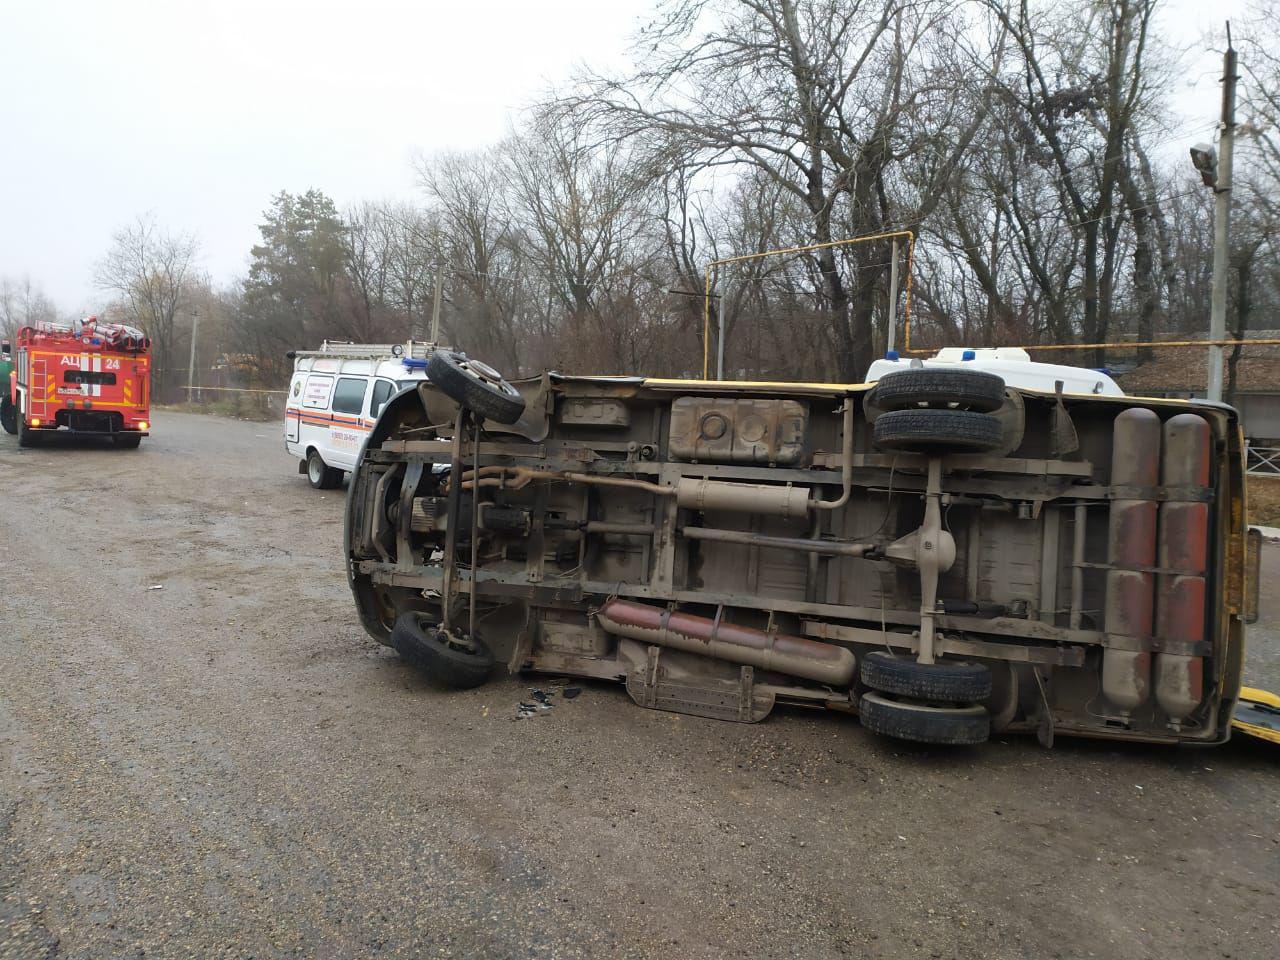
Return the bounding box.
[1189,142,1218,188]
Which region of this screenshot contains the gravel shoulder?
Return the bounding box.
[1,411,1278,960]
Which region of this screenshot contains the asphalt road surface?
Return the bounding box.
[2,411,1278,960]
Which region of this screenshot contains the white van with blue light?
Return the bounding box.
[866,346,1124,397]
[284,340,437,489]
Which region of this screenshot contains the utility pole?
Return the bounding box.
[430,261,444,344]
[1207,32,1237,404]
[187,307,199,403]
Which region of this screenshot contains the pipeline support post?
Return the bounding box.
[1207,39,1237,404]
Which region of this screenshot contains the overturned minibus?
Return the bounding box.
[346,350,1259,747]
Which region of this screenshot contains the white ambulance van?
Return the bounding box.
[865,346,1125,396]
[284,340,436,488]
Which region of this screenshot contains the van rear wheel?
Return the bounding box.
[307,449,342,489]
[859,692,990,745]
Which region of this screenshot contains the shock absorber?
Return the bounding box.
[1154,414,1211,725]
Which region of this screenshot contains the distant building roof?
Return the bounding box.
[1114,341,1280,396]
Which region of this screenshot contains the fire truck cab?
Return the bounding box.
[6,317,151,448]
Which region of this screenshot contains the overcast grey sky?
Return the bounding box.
[0,0,1250,314]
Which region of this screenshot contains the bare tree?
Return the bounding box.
[969,0,1167,363]
[95,214,199,397]
[555,0,987,377]
[0,274,59,341]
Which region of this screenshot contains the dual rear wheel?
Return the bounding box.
[871,368,1006,455]
[858,652,992,746]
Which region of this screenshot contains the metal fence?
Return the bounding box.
[1247,443,1280,476]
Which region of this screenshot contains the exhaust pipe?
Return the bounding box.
[596,599,855,686]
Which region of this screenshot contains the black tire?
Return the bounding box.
[114,433,142,449]
[859,692,990,745]
[16,414,40,448]
[390,611,494,689]
[871,368,1006,413]
[427,351,525,425]
[307,449,342,489]
[860,651,992,701]
[0,397,15,435]
[873,408,1002,454]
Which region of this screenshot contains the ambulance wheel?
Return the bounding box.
[114,433,142,449]
[0,398,15,435]
[307,449,343,489]
[426,350,525,425]
[390,611,494,689]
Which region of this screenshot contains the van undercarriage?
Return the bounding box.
[347,369,1250,747]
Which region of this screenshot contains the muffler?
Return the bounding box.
[595,599,855,686]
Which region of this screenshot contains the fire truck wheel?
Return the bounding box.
[114,433,142,449]
[0,398,16,435]
[16,415,40,448]
[426,350,526,425]
[307,449,343,489]
[390,611,494,689]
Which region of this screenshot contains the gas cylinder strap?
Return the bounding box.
[1103,633,1212,656]
[1105,484,1213,502]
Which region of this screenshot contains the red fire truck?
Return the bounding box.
[5,317,151,448]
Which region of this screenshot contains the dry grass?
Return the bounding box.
[1248,475,1280,528]
[157,400,278,423]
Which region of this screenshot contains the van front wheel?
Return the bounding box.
[307,450,343,489]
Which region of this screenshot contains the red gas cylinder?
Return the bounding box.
[1155,414,1211,724]
[1102,407,1161,713]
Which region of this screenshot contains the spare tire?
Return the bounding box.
[871,368,1006,413]
[426,351,526,425]
[391,611,494,689]
[860,651,992,702]
[873,408,1002,454]
[859,692,990,745]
